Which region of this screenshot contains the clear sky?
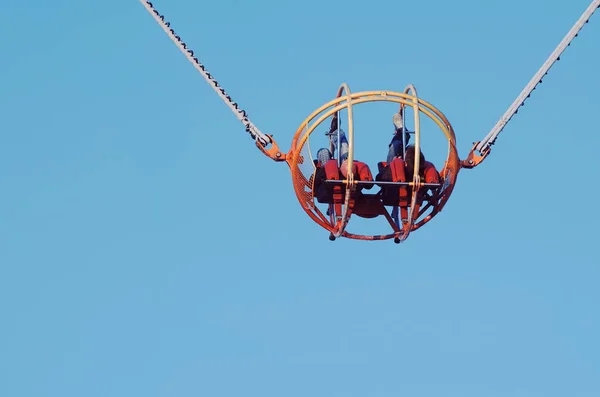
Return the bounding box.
[1,0,599,396]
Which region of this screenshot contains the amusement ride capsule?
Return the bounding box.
[138,0,600,243]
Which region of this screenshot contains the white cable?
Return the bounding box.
[139,0,272,146]
[476,0,600,153]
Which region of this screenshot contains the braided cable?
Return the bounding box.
[476,0,600,153]
[139,0,272,147]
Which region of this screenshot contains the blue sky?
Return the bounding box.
[1,0,599,396]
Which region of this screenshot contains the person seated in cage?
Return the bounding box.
[377,143,440,205]
[375,110,412,187]
[387,109,440,187]
[312,116,374,204]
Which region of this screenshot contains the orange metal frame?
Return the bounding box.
[258,84,477,242]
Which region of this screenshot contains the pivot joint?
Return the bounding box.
[461,142,491,169]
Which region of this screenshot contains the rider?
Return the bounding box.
[376,108,412,184]
[313,115,374,203]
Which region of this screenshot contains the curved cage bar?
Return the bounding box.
[398,84,422,242]
[333,83,355,239]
